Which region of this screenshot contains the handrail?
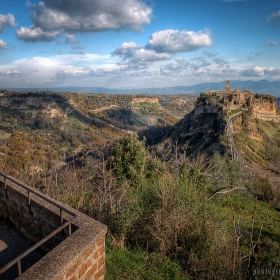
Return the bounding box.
[0,172,77,277]
[227,111,254,168]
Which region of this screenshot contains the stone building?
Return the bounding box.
[200,81,278,121]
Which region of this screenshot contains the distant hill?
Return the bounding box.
[2,79,280,96]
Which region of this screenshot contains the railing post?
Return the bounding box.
[17,260,21,276]
[4,177,8,198]
[0,172,77,277]
[28,190,32,214]
[60,209,63,225]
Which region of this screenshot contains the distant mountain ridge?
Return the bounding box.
[3,79,280,96]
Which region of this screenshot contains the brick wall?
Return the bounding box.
[0,180,67,251]
[0,175,107,280]
[60,236,105,280]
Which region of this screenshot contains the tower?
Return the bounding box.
[226,80,230,91]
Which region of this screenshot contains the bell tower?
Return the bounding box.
[226,80,230,91]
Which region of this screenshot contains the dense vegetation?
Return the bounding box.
[0,91,280,279]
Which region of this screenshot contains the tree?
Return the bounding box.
[112,134,147,186]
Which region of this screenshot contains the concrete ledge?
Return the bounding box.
[0,175,107,280]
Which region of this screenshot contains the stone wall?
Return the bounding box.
[0,175,107,280]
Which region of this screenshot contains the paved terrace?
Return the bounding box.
[0,218,43,280]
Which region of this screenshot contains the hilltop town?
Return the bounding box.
[196,80,279,122]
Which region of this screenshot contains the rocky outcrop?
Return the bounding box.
[252,97,278,121]
[232,115,263,141]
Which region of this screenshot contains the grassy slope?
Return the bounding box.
[105,190,280,279]
[106,241,190,280]
[234,118,280,172]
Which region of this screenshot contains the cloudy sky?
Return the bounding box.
[0,0,279,89]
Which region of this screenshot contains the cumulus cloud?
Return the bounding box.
[213,57,228,67]
[190,57,211,69]
[240,66,280,79]
[112,42,171,69]
[0,39,8,50]
[17,0,152,42]
[146,29,212,53]
[265,67,280,77]
[0,13,16,32]
[16,27,61,42]
[209,65,238,77]
[0,70,21,76]
[266,11,280,26]
[6,70,21,76]
[192,69,210,77]
[160,58,190,76]
[113,42,171,61]
[240,66,267,77]
[203,50,217,58]
[65,34,78,44]
[264,40,278,46]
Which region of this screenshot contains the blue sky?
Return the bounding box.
[0,0,279,89]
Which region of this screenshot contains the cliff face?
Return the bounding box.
[0,93,66,120]
[232,115,263,141]
[252,98,278,121]
[148,104,227,159]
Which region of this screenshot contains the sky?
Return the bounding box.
[0,0,279,89]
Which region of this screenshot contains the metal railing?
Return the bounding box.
[0,172,77,277]
[227,111,254,168]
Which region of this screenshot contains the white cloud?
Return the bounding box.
[0,53,119,87]
[0,70,21,76]
[203,50,217,58]
[264,40,278,46]
[213,57,228,67]
[0,13,16,32]
[16,27,61,42]
[191,57,211,67]
[265,67,280,77]
[160,58,190,76]
[209,65,238,77]
[240,66,267,77]
[113,42,171,61]
[112,42,171,69]
[266,11,280,26]
[0,39,8,50]
[192,69,210,77]
[6,70,21,76]
[17,0,152,42]
[146,29,212,53]
[65,34,78,44]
